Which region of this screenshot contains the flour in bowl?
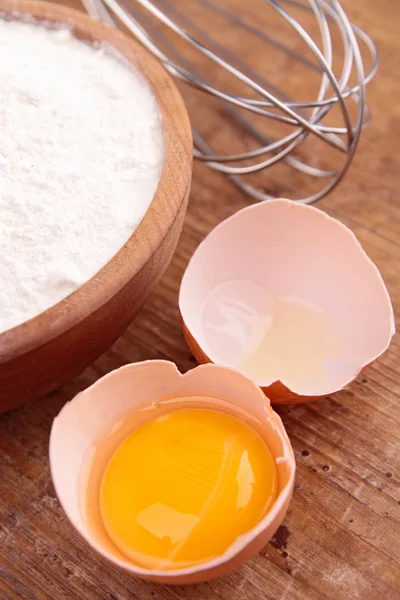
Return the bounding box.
[0,18,163,333]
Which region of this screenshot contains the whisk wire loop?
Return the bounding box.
[82,0,377,203]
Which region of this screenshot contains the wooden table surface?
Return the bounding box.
[0,0,399,598]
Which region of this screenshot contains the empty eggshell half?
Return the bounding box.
[49,360,295,584]
[179,199,395,403]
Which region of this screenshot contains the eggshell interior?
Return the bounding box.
[179,199,395,399]
[50,360,295,584]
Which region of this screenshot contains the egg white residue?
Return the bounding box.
[180,199,395,400]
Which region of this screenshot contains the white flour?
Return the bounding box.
[0,19,163,333]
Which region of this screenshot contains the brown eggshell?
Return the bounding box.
[50,360,295,584]
[179,199,395,403]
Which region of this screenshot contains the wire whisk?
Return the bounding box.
[83,0,378,204]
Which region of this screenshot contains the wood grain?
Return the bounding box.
[0,0,192,411]
[0,0,399,598]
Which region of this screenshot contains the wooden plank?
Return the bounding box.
[0,0,399,598]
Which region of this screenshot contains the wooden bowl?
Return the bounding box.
[0,0,192,413]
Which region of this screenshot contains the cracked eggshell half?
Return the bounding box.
[49,360,295,584]
[179,199,395,403]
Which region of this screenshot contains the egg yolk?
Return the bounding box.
[100,408,278,570]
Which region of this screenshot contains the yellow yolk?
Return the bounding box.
[100,408,278,570]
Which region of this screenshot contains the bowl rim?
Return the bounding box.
[0,0,192,362]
